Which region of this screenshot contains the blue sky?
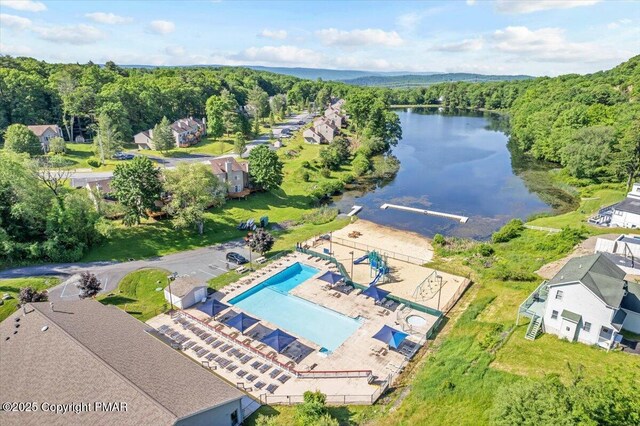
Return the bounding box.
[0,0,638,76]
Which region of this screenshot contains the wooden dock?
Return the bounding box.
[380,203,469,223]
[347,205,363,217]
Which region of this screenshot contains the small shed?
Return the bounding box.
[164,276,207,309]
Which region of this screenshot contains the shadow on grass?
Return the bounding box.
[100,295,137,305]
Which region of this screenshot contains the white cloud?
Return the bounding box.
[85,12,133,25]
[34,24,105,45]
[165,45,186,56]
[396,8,442,31]
[607,18,632,30]
[492,26,615,62]
[466,0,476,5]
[0,13,31,29]
[317,28,403,47]
[258,29,287,40]
[234,45,320,66]
[0,42,32,55]
[0,0,46,12]
[495,0,600,14]
[147,20,175,35]
[435,38,483,52]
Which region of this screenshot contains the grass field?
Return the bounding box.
[82,131,354,262]
[0,277,59,322]
[98,268,170,321]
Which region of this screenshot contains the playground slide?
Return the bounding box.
[354,254,369,264]
[369,270,383,286]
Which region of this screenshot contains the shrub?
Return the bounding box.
[477,243,495,257]
[340,173,355,184]
[302,206,339,225]
[320,168,331,178]
[433,234,446,246]
[301,171,310,182]
[352,153,371,176]
[87,158,101,168]
[491,219,524,243]
[301,160,311,168]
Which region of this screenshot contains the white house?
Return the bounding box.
[518,253,640,350]
[27,124,63,152]
[594,234,640,275]
[164,276,207,309]
[609,183,640,228]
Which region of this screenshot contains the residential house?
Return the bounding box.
[0,300,245,426]
[164,276,208,309]
[324,110,346,128]
[595,234,640,275]
[27,124,63,152]
[517,253,640,349]
[85,177,114,203]
[610,183,640,229]
[134,117,206,150]
[303,127,323,144]
[202,157,250,195]
[312,117,339,143]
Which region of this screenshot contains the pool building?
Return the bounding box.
[147,221,469,405]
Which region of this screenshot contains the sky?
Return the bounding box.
[0,0,638,76]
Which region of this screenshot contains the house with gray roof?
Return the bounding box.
[134,117,206,150]
[517,253,640,349]
[165,276,208,309]
[610,183,640,228]
[27,124,63,152]
[0,300,245,426]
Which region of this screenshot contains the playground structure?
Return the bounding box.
[354,251,389,285]
[412,270,443,303]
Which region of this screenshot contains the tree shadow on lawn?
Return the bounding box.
[99,295,137,306]
[0,286,20,293]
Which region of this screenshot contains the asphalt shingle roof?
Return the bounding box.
[0,300,243,426]
[547,253,627,307]
[166,276,206,298]
[561,309,581,323]
[614,198,640,215]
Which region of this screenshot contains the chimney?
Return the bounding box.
[225,159,233,173]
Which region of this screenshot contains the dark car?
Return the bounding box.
[113,152,135,160]
[226,252,248,265]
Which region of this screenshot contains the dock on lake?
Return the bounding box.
[380,203,469,223]
[347,205,363,217]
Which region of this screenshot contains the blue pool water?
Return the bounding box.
[229,263,362,351]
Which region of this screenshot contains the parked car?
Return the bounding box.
[113,152,135,160]
[226,252,248,265]
[297,120,304,125]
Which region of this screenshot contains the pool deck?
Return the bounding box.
[147,252,436,404]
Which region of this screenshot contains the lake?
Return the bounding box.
[333,108,553,240]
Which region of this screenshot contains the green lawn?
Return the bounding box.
[57,142,125,171]
[138,135,236,157]
[0,277,59,322]
[98,268,170,321]
[83,132,354,262]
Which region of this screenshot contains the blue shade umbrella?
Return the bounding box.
[372,325,409,349]
[197,299,229,318]
[362,285,390,301]
[317,271,344,285]
[224,312,259,334]
[260,329,297,353]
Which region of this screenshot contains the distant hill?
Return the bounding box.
[244,66,440,81]
[341,73,533,88]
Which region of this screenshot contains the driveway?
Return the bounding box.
[0,240,257,302]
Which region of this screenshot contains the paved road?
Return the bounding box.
[0,241,256,302]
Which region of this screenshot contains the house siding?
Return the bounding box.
[610,210,640,229]
[164,287,206,310]
[543,282,616,346]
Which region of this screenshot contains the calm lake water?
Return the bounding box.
[333,108,552,240]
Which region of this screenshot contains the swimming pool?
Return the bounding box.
[229,262,362,351]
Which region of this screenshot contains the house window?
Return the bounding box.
[583,322,591,332]
[230,409,239,426]
[551,310,558,320]
[566,327,571,332]
[555,290,563,300]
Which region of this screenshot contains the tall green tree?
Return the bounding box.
[248,145,283,190]
[3,124,42,156]
[221,89,241,135]
[93,111,123,164]
[247,85,270,121]
[234,131,247,156]
[560,126,615,178]
[205,94,226,140]
[111,156,162,226]
[615,118,640,190]
[163,162,226,234]
[152,116,175,153]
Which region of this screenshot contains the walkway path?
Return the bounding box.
[523,224,562,233]
[0,241,254,302]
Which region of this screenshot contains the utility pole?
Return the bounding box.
[349,251,354,280]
